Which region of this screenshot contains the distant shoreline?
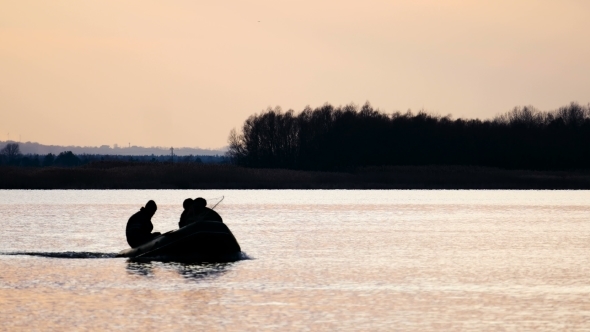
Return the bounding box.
[0,140,226,157]
[1,162,590,190]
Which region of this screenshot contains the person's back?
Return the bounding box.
[126,200,161,248]
[179,197,223,228]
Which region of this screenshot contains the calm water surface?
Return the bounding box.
[0,190,589,331]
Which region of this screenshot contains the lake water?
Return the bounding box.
[0,190,589,331]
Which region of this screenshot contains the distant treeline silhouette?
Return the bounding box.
[0,143,228,167]
[228,102,590,171]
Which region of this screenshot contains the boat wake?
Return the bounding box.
[1,251,253,260]
[1,251,118,259]
[238,252,253,260]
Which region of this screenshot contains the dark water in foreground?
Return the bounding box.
[0,190,589,331]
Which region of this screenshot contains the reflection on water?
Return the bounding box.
[126,261,233,281]
[126,261,155,277]
[170,262,233,281]
[172,262,233,281]
[0,190,590,331]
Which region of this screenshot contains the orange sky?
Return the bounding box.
[1,0,589,148]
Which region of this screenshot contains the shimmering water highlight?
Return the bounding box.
[0,190,589,331]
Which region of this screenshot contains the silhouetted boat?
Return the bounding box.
[117,221,241,262]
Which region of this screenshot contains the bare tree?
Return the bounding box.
[0,143,21,164]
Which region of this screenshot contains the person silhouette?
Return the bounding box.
[178,197,223,228]
[126,200,161,248]
[178,198,194,227]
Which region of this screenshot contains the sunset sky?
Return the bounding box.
[1,1,589,148]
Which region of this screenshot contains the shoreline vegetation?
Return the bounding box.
[2,162,590,189]
[3,101,590,189]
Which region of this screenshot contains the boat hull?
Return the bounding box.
[117,221,241,262]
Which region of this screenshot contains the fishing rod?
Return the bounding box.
[204,196,224,210]
[211,196,224,209]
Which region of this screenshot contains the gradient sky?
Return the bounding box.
[1,1,589,148]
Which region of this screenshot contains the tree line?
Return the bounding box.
[0,143,228,167]
[228,102,590,171]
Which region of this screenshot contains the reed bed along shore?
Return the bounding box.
[1,162,590,189]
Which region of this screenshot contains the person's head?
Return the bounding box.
[183,198,194,210]
[145,200,157,215]
[193,197,207,210]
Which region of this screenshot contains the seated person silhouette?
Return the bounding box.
[126,200,161,248]
[178,197,223,228]
[178,198,194,226]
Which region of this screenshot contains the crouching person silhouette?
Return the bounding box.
[126,200,161,248]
